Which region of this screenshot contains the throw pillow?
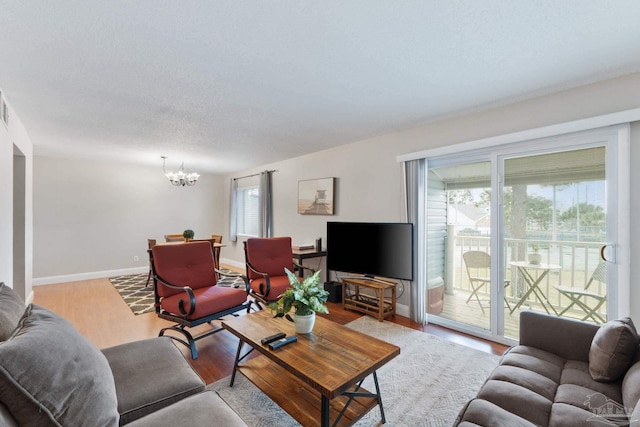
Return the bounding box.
[0,305,119,426]
[589,317,639,382]
[0,283,26,341]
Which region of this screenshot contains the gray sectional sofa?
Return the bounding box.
[0,283,246,426]
[455,311,640,427]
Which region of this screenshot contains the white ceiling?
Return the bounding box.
[2,1,640,174]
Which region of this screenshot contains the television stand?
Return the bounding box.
[341,277,396,322]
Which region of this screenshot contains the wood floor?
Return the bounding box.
[32,267,508,385]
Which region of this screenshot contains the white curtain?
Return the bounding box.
[258,170,273,237]
[404,159,427,324]
[229,178,238,242]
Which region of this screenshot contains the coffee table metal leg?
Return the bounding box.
[373,371,386,423]
[321,396,330,427]
[229,339,244,386]
[230,339,256,387]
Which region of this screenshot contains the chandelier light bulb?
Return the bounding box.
[161,156,199,187]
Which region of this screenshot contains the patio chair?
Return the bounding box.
[555,261,607,324]
[462,251,492,314]
[462,250,512,314]
[151,241,251,359]
[244,236,314,309]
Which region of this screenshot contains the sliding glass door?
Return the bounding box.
[427,160,493,331]
[425,127,625,342]
[501,147,608,339]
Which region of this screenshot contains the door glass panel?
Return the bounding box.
[427,161,493,331]
[502,147,607,339]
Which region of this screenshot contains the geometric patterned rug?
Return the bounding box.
[109,270,246,315]
[108,273,157,315]
[208,315,501,426]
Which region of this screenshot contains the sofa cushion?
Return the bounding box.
[125,391,247,427]
[477,379,553,426]
[548,402,607,427]
[102,337,205,425]
[0,305,119,426]
[456,398,538,427]
[0,283,26,341]
[589,318,638,382]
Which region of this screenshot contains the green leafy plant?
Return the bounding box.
[531,244,539,253]
[183,229,195,239]
[268,269,329,321]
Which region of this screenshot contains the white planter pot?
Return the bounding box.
[293,312,316,334]
[528,253,541,265]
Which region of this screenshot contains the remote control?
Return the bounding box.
[260,332,286,345]
[268,335,298,350]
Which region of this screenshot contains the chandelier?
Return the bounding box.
[161,156,200,187]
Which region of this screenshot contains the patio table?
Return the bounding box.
[509,261,560,315]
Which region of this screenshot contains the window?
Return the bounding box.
[236,185,259,236]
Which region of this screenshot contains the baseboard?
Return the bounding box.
[220,257,244,271]
[396,302,409,318]
[33,266,148,286]
[33,259,242,287]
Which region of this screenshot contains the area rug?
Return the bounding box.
[109,270,245,315]
[208,316,500,426]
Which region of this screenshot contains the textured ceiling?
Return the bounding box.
[1,1,640,174]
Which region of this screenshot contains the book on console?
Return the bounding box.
[292,244,315,250]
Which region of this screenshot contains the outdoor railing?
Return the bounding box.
[451,234,606,318]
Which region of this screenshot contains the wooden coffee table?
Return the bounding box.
[222,310,400,427]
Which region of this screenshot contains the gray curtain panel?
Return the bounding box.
[259,170,274,238]
[229,178,238,242]
[404,159,427,324]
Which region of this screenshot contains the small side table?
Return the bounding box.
[341,277,396,322]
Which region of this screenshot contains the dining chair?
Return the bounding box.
[145,239,157,287]
[555,261,607,324]
[211,234,223,273]
[164,233,184,242]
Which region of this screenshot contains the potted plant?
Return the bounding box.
[268,268,329,334]
[528,244,541,265]
[183,229,195,242]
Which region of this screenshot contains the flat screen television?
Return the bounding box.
[326,222,414,281]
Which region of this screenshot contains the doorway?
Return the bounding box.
[13,145,26,301]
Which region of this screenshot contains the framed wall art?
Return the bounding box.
[298,177,335,215]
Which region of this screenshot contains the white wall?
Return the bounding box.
[32,157,225,283]
[219,72,640,317]
[0,94,34,302]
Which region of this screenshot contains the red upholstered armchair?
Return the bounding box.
[244,237,314,308]
[151,241,251,359]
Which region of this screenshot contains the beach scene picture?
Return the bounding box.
[298,177,335,215]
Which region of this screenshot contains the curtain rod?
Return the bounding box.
[232,169,278,181]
